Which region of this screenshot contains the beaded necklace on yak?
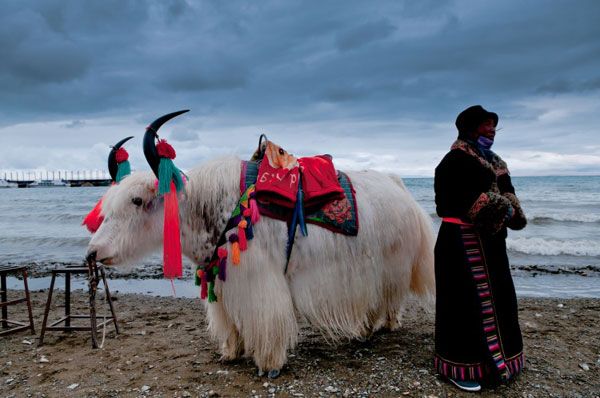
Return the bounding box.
[195,184,260,302]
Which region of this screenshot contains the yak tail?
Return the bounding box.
[389,174,435,303]
[410,204,436,302]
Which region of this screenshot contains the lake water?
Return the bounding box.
[1,175,599,298]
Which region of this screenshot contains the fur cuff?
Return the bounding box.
[503,192,527,230]
[468,192,512,234]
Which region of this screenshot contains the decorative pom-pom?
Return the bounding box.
[208,281,217,302]
[158,158,184,194]
[162,187,182,278]
[115,147,129,163]
[156,139,177,159]
[231,242,240,265]
[238,220,248,251]
[217,247,228,259]
[245,221,254,240]
[250,198,260,224]
[83,197,104,233]
[243,208,252,217]
[218,257,227,281]
[238,227,247,251]
[115,160,131,183]
[200,273,208,300]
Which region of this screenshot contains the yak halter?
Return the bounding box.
[143,110,189,279]
[83,136,134,233]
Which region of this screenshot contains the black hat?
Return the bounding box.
[455,105,498,136]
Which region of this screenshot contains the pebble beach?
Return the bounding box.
[1,292,598,397]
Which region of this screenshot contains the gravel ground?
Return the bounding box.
[0,290,599,398]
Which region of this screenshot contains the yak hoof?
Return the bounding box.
[257,369,265,377]
[268,369,280,379]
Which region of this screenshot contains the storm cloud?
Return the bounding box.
[1,0,599,176]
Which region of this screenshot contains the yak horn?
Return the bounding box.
[143,110,190,177]
[108,136,134,182]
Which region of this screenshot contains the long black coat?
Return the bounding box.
[433,139,527,384]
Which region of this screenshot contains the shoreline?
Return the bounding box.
[1,293,598,397]
[4,261,600,280]
[4,262,600,300]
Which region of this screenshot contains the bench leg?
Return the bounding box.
[65,272,71,329]
[22,270,35,334]
[88,271,98,349]
[100,267,119,334]
[38,273,57,346]
[1,273,7,329]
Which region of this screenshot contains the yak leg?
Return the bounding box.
[382,255,413,331]
[222,250,298,377]
[206,299,244,361]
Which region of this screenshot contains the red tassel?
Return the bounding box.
[250,198,260,224]
[199,271,208,300]
[82,197,104,233]
[238,220,248,251]
[163,183,182,278]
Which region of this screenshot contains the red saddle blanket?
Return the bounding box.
[255,154,345,210]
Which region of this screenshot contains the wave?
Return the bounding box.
[507,237,600,257]
[2,213,85,223]
[427,214,599,225]
[529,214,600,224]
[0,236,88,248]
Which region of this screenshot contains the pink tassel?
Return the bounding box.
[250,198,260,224]
[238,220,248,251]
[82,197,104,233]
[163,183,182,278]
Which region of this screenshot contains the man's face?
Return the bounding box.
[476,118,496,140]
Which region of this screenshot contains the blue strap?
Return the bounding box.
[285,174,307,273]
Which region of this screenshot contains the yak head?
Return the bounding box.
[87,110,189,266]
[87,172,164,265]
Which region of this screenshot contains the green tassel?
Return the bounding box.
[115,160,131,183]
[158,158,184,195]
[208,281,217,302]
[194,265,202,286]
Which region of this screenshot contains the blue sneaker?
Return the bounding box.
[448,378,482,392]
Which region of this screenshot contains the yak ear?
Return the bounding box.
[143,110,189,177]
[108,136,134,182]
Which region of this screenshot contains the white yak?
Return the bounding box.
[87,112,435,378]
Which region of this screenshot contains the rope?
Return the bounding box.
[170,278,177,297]
[99,316,107,349]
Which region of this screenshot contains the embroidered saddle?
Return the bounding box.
[241,157,359,236]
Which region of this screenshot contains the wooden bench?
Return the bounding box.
[0,265,35,336]
[38,261,119,348]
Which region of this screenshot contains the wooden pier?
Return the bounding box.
[1,171,112,188]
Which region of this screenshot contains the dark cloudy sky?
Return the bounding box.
[1,0,599,176]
